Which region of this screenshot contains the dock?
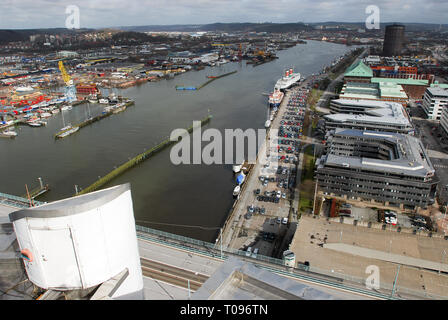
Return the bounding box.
[176,70,237,91]
[22,178,50,200]
[54,99,135,139]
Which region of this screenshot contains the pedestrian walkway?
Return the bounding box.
[324,243,448,273]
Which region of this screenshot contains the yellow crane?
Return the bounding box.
[58,61,76,102]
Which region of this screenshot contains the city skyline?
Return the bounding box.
[0,0,447,29]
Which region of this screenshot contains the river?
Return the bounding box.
[0,40,353,241]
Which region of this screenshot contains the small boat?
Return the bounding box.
[2,129,17,137]
[99,98,109,104]
[233,161,244,173]
[27,121,42,127]
[40,112,52,118]
[236,172,246,185]
[233,185,241,197]
[88,94,98,103]
[52,109,60,114]
[56,126,79,139]
[61,105,72,111]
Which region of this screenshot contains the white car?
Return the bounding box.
[282,218,288,225]
[252,248,259,258]
[246,247,252,257]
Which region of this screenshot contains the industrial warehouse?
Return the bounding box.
[316,129,438,212]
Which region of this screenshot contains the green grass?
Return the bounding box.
[298,145,317,213]
[307,89,323,111]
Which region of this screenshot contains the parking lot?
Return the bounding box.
[223,86,312,258]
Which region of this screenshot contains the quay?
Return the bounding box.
[22,181,50,200]
[219,77,316,258]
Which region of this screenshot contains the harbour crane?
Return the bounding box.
[58,61,77,102]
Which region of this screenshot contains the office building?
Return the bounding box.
[421,85,448,120]
[326,99,414,134]
[316,129,437,212]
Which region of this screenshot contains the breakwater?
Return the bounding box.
[77,114,212,195]
[176,70,237,91]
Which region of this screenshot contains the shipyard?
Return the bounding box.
[1,0,448,306]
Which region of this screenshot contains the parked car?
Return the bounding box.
[246,247,252,257]
[282,217,288,225]
[252,248,259,258]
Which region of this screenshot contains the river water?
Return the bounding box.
[0,40,352,241]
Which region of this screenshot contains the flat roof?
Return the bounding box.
[427,86,448,98]
[320,129,435,178]
[325,100,411,127]
[371,77,429,86]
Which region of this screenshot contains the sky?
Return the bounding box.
[0,0,447,29]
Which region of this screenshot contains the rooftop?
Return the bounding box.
[371,77,429,86]
[325,99,412,127]
[344,60,373,78]
[427,86,448,97]
[192,257,338,300]
[340,82,408,100]
[320,128,435,178]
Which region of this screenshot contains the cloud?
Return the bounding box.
[0,0,446,29]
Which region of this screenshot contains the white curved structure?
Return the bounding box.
[10,184,144,299]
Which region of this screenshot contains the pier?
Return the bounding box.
[22,178,50,200]
[54,99,135,139]
[176,70,237,91]
[77,114,212,195]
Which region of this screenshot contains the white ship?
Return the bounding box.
[274,68,301,91]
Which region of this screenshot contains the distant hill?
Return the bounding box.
[0,28,92,44]
[310,22,448,32]
[119,22,313,33]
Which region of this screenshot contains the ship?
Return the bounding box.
[268,89,284,108]
[56,125,79,139]
[274,68,301,91]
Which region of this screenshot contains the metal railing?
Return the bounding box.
[0,192,45,209]
[136,224,448,300]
